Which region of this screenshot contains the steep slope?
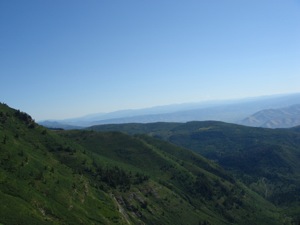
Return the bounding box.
[90,121,300,222]
[240,104,300,128]
[0,103,290,224]
[0,103,130,225]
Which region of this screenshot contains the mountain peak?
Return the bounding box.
[240,104,300,128]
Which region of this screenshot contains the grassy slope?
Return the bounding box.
[0,103,291,224]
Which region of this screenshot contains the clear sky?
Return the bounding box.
[1,0,300,120]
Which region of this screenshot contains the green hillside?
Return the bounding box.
[0,103,294,224]
[0,103,129,225]
[90,121,300,223]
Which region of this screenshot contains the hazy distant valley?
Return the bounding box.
[40,93,300,129]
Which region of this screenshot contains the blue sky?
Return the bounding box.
[1,0,300,120]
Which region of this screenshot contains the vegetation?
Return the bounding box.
[0,103,297,224]
[91,121,300,223]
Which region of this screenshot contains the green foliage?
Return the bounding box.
[0,103,295,224]
[0,104,128,225]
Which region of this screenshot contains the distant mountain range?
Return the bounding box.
[39,93,300,129]
[239,104,300,128]
[37,120,83,130]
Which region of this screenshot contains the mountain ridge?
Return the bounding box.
[240,104,300,128]
[39,93,300,128]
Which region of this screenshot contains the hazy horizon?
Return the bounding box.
[39,92,300,121]
[1,1,300,120]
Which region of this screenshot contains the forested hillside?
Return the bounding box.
[91,121,300,223]
[1,103,293,224]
